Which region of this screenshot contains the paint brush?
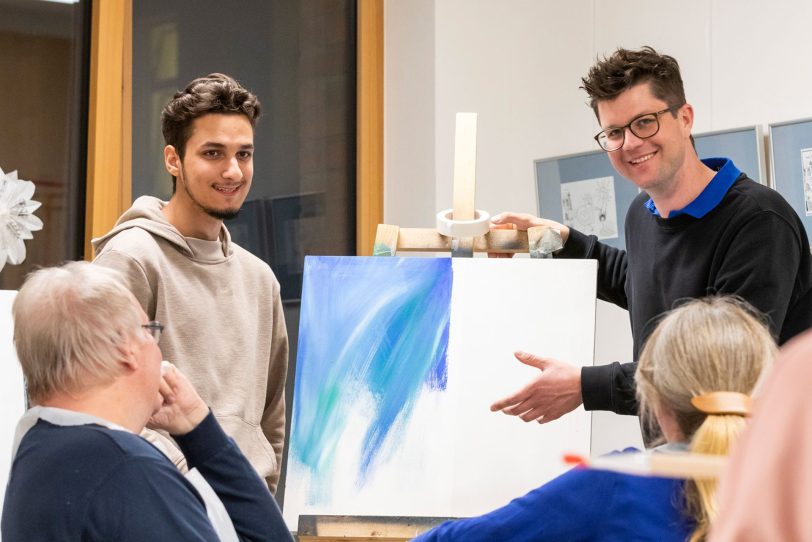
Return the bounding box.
[563,451,728,480]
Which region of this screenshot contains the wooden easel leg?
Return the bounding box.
[373,224,400,256]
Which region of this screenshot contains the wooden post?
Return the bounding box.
[451,112,477,256]
[357,0,384,256]
[84,0,132,259]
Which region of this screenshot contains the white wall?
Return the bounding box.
[0,291,25,513]
[384,0,812,453]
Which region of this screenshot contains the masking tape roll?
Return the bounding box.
[436,209,491,238]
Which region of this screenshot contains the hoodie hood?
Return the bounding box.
[92,196,233,261]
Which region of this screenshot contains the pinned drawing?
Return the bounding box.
[283,256,597,529]
[560,176,618,240]
[769,119,812,246]
[801,148,812,216]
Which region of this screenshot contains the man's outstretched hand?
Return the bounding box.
[490,351,583,424]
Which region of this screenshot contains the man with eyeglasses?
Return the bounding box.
[490,46,812,428]
[2,261,293,541]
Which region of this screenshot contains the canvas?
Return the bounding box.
[283,257,597,529]
[1,290,25,512]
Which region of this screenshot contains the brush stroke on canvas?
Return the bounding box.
[283,257,596,529]
[291,256,452,502]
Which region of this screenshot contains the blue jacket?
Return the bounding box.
[413,461,692,542]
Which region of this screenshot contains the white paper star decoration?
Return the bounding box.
[0,167,43,272]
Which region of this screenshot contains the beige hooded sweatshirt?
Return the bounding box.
[92,196,288,492]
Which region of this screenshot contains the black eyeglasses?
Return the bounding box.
[594,104,684,152]
[141,321,164,342]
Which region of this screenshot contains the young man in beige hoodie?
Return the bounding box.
[93,73,288,493]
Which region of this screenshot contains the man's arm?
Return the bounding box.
[712,210,804,339]
[490,212,571,244]
[580,209,808,416]
[174,415,292,541]
[491,212,629,308]
[261,282,289,492]
[580,361,638,414]
[488,213,631,421]
[556,228,629,309]
[490,352,583,423]
[151,363,294,541]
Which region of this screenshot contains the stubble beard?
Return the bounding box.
[179,168,242,221]
[202,205,240,221]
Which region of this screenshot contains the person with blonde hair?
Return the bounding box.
[1,261,293,541]
[413,296,775,542]
[636,296,775,542]
[709,329,812,541]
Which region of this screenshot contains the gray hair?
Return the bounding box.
[13,261,142,402]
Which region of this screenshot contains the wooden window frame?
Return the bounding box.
[84,0,383,258]
[85,0,131,259]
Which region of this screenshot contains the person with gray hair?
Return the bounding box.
[1,261,293,542]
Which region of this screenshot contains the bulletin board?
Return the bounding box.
[694,125,766,185]
[535,150,639,251]
[769,118,812,245]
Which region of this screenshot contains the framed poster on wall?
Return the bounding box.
[535,150,638,251]
[694,125,766,185]
[769,118,812,246]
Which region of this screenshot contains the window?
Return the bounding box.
[0,0,90,289]
[132,0,358,502]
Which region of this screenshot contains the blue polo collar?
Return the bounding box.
[644,157,741,218]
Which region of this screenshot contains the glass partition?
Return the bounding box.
[0,0,90,289]
[132,0,358,503]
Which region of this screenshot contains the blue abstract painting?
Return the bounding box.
[292,256,451,490]
[283,256,597,528]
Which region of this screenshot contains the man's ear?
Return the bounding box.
[164,145,181,177]
[118,341,139,373]
[678,104,694,136]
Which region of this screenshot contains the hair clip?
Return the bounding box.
[690,391,751,416]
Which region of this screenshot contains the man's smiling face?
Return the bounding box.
[168,112,255,221]
[597,82,693,197]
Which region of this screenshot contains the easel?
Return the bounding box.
[292,114,729,540]
[294,113,561,541]
[372,113,562,259]
[296,515,454,542]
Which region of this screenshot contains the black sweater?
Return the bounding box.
[561,174,812,415]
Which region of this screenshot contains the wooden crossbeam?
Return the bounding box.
[372,224,552,256]
[297,515,454,542]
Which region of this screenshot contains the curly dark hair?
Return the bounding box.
[161,73,261,190]
[580,46,686,120]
